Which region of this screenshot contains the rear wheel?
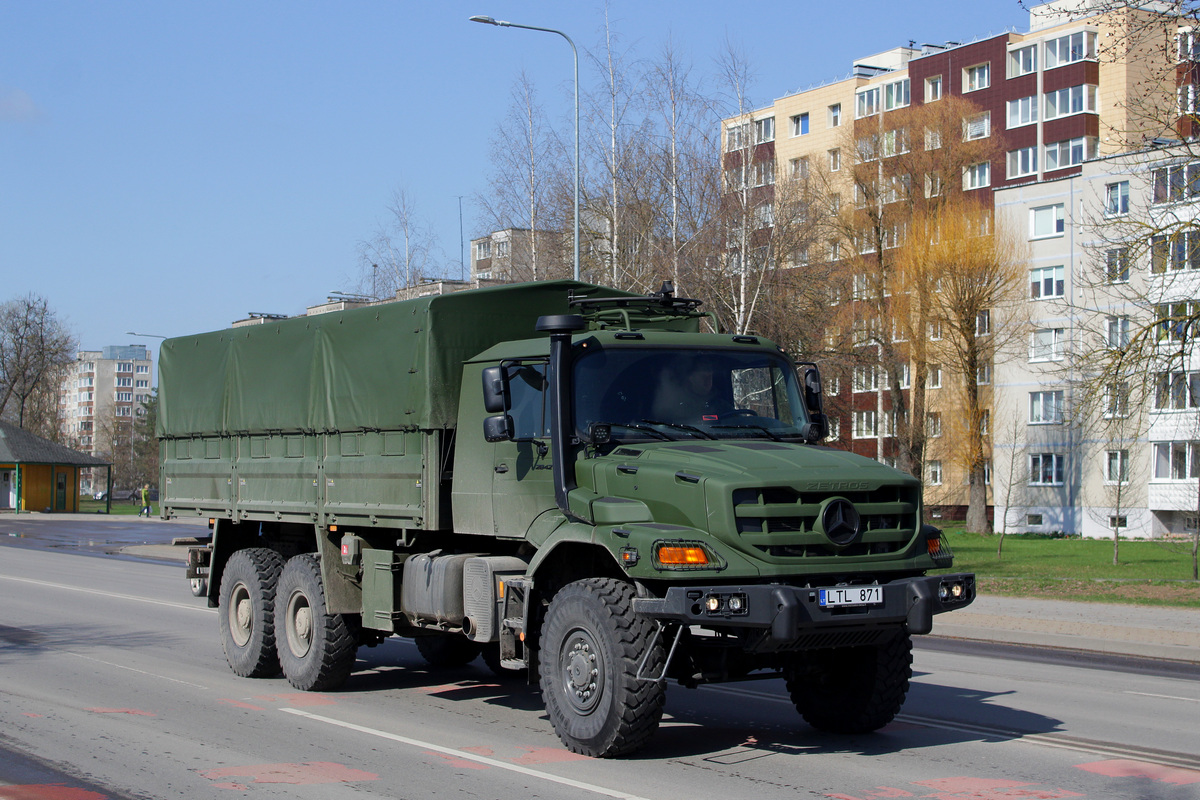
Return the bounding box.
[415,635,481,668]
[786,632,912,734]
[219,548,284,678]
[276,554,358,691]
[538,578,665,757]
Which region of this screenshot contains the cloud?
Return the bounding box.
[0,85,46,123]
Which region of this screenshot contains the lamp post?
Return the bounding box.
[469,15,580,282]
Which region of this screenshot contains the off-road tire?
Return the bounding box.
[786,631,912,734]
[538,578,665,757]
[415,635,481,668]
[219,548,284,678]
[275,554,358,691]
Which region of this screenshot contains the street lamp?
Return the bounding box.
[470,14,580,282]
[125,331,167,339]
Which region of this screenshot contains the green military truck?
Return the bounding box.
[161,280,974,757]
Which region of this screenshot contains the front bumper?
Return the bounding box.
[631,574,974,650]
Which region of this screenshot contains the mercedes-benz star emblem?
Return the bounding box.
[821,498,861,546]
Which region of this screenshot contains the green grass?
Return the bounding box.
[936,526,1200,607]
[76,498,158,516]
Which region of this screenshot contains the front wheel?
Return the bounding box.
[786,632,912,734]
[218,548,284,678]
[275,554,358,691]
[538,578,665,757]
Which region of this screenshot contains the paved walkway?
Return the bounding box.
[122,540,1200,666]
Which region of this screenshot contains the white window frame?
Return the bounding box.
[964,161,991,190]
[1106,315,1131,348]
[853,410,878,438]
[927,460,943,486]
[1030,204,1065,238]
[1044,85,1098,121]
[828,103,841,128]
[1007,95,1038,129]
[964,63,990,92]
[1104,181,1130,216]
[883,78,910,111]
[855,87,881,119]
[1105,450,1129,485]
[1045,136,1096,171]
[964,112,991,141]
[1030,264,1065,299]
[1152,441,1200,480]
[1030,328,1066,362]
[754,116,775,144]
[1008,146,1037,179]
[790,112,809,137]
[1009,44,1037,77]
[829,149,841,172]
[1044,30,1098,69]
[1029,390,1065,424]
[925,75,942,102]
[1030,453,1065,486]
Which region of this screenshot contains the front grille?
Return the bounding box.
[732,485,918,558]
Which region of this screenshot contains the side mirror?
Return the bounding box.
[483,414,514,443]
[796,362,828,443]
[482,366,507,414]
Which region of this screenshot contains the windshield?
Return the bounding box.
[573,346,812,442]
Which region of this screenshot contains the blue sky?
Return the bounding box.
[0,1,1029,359]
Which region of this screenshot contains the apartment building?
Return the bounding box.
[470,228,562,284]
[721,0,1179,526]
[60,344,154,493]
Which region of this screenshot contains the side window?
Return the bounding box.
[506,364,550,439]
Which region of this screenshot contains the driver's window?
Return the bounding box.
[732,367,778,419]
[507,364,550,439]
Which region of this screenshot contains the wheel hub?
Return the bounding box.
[285,589,313,658]
[561,629,603,715]
[229,583,253,647]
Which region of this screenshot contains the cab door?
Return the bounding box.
[491,362,557,537]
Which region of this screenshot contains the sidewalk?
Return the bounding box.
[125,540,1200,666]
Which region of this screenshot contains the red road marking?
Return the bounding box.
[20,713,42,718]
[1076,759,1200,786]
[511,746,590,765]
[210,783,247,791]
[84,708,155,717]
[425,751,490,770]
[199,762,377,785]
[0,786,109,800]
[829,776,1084,800]
[253,693,336,707]
[217,698,265,710]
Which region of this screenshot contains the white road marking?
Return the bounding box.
[63,650,210,690]
[280,707,656,800]
[0,574,215,614]
[1125,691,1200,704]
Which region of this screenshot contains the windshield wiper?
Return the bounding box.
[639,419,718,440]
[710,423,786,442]
[607,422,674,441]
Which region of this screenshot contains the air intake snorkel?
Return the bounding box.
[536,313,586,518]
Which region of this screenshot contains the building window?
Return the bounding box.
[1106,315,1131,348]
[1007,146,1038,178]
[977,363,993,385]
[964,112,991,140]
[116,362,133,373]
[1155,371,1200,410]
[1045,137,1095,170]
[1030,453,1065,485]
[1109,515,1129,529]
[1009,44,1037,76]
[925,75,942,102]
[115,406,132,417]
[1178,28,1200,61]
[135,379,148,388]
[753,117,775,143]
[928,364,942,389]
[753,161,775,187]
[1179,83,1200,115]
[1007,95,1038,129]
[927,460,943,486]
[1027,513,1044,526]
[965,63,990,92]
[790,113,809,137]
[1157,301,1197,342]
[475,240,492,260]
[828,103,841,128]
[115,377,133,387]
[977,309,992,335]
[853,364,880,392]
[1153,441,1200,479]
[789,157,809,181]
[1029,390,1065,424]
[853,410,878,438]
[1104,382,1130,418]
[1152,164,1200,203]
[135,364,149,374]
[1105,450,1130,485]
[1030,265,1064,299]
[856,87,881,118]
[1104,247,1130,283]
[927,412,942,437]
[1045,30,1098,69]
[1044,85,1098,120]
[1104,181,1129,216]
[1030,204,1065,238]
[964,162,991,190]
[1030,328,1065,362]
[1150,231,1200,272]
[829,148,841,172]
[883,78,910,111]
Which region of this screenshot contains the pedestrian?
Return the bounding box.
[140,484,151,517]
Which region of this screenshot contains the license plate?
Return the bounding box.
[819,586,883,608]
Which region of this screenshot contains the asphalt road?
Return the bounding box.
[1,533,1199,799]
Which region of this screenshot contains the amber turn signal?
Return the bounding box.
[656,545,709,565]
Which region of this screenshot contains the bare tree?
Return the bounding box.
[0,294,76,430]
[354,188,442,298]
